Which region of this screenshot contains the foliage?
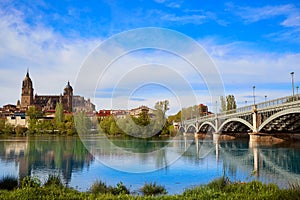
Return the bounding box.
[44,174,64,187]
[1,176,300,199]
[99,101,171,137]
[226,95,237,111]
[89,180,130,195]
[111,182,130,195]
[180,105,201,120]
[89,180,109,194]
[220,95,237,112]
[55,103,64,125]
[168,110,181,123]
[140,182,167,196]
[0,175,18,190]
[132,111,150,126]
[15,125,28,136]
[182,177,300,200]
[74,111,92,135]
[0,119,15,135]
[20,176,41,188]
[26,106,43,134]
[220,96,227,112]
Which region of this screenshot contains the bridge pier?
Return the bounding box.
[213,132,220,143]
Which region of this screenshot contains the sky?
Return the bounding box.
[0,0,300,114]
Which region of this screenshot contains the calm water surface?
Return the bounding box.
[0,135,300,194]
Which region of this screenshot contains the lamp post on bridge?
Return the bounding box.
[252,86,256,105]
[291,72,295,101]
[297,86,299,100]
[264,95,267,102]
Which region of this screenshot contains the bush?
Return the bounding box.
[20,176,41,188]
[0,175,18,190]
[89,180,108,194]
[140,182,167,196]
[207,176,230,191]
[110,182,130,195]
[44,174,64,187]
[89,180,130,195]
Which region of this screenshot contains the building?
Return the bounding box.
[199,104,209,116]
[19,70,95,112]
[6,112,28,127]
[97,106,156,119]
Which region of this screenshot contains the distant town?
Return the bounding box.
[0,70,211,130]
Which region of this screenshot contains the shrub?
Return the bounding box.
[0,175,18,190]
[110,182,130,195]
[207,176,230,191]
[140,182,167,196]
[44,174,64,187]
[89,180,108,194]
[20,176,41,188]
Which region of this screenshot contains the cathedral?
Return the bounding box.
[20,71,95,112]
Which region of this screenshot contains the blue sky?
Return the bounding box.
[0,0,300,113]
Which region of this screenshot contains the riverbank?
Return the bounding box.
[0,176,299,199]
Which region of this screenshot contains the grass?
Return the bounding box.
[89,180,130,195]
[1,176,300,199]
[140,182,167,196]
[44,174,64,187]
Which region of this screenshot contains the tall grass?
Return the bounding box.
[44,174,64,187]
[140,182,167,196]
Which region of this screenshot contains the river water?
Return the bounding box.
[0,135,300,194]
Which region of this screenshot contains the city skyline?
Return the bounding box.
[0,0,300,114]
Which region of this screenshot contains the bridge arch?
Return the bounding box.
[258,108,300,132]
[218,118,253,132]
[199,121,217,132]
[178,126,186,134]
[186,124,197,133]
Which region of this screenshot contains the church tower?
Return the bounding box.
[63,81,73,112]
[21,70,34,108]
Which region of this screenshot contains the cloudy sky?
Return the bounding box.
[0,0,300,114]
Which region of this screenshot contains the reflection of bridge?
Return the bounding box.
[179,95,300,142]
[181,137,300,186]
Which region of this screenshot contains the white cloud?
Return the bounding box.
[161,14,206,24]
[231,4,296,23]
[0,6,99,106]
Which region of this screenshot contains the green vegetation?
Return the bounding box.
[0,118,15,135]
[99,100,173,137]
[44,174,64,188]
[0,176,300,199]
[89,180,130,195]
[140,182,167,196]
[220,95,237,112]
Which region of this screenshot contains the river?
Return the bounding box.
[0,135,300,194]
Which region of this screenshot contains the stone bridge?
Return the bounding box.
[178,95,300,142]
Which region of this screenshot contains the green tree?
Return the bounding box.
[226,95,237,111]
[26,106,43,134]
[220,96,227,112]
[220,95,237,112]
[55,103,64,124]
[74,111,91,135]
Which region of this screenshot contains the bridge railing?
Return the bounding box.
[180,94,300,124]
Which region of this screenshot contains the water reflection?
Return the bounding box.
[0,136,93,184]
[0,136,300,192]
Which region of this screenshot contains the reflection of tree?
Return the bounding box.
[109,137,168,153]
[0,137,93,184]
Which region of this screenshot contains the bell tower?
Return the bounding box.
[21,70,34,108]
[63,81,73,112]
